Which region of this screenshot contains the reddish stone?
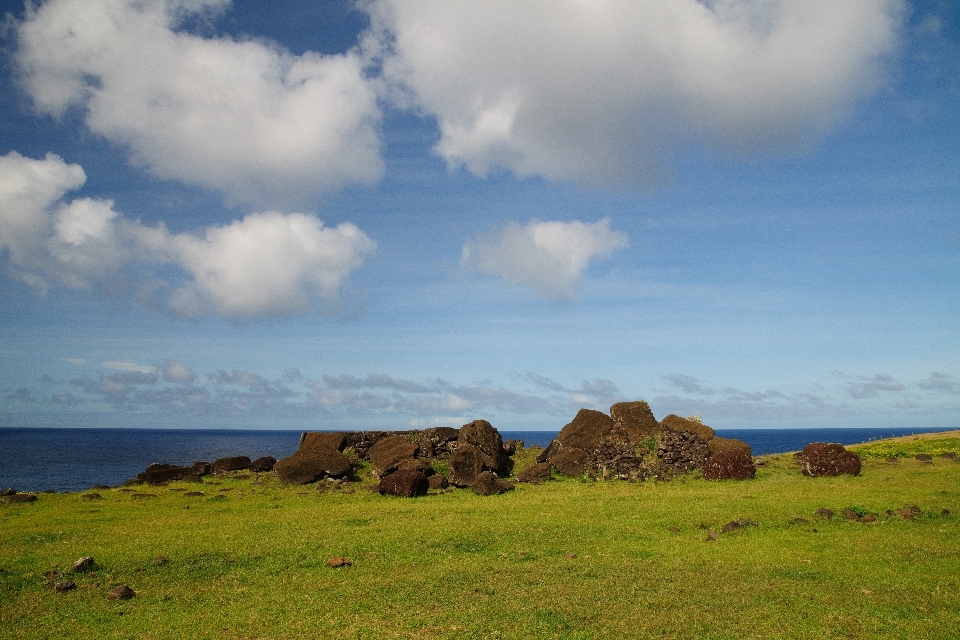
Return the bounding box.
[702,449,756,481]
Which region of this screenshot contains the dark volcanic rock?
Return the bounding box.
[536,439,561,464]
[816,508,835,519]
[72,557,96,573]
[54,580,76,593]
[458,420,506,472]
[378,469,429,497]
[470,471,515,496]
[447,443,486,487]
[397,458,434,475]
[658,430,710,471]
[327,556,352,568]
[551,447,590,476]
[428,474,449,490]
[211,456,252,474]
[137,465,202,484]
[274,447,352,484]
[249,456,277,472]
[797,443,861,477]
[702,449,756,481]
[660,414,715,442]
[915,453,933,463]
[107,584,135,600]
[517,462,553,483]
[556,409,618,451]
[368,435,419,475]
[610,401,661,441]
[299,432,347,452]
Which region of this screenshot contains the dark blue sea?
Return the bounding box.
[0,427,950,493]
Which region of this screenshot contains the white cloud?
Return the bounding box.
[366,0,903,186]
[0,151,375,321]
[461,218,628,301]
[16,0,383,207]
[160,359,196,383]
[103,361,157,374]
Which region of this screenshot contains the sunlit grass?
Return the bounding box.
[2,437,959,639]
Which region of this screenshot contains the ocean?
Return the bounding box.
[0,426,950,493]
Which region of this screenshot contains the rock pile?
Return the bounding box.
[536,401,754,480]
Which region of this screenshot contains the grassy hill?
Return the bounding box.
[2,434,959,639]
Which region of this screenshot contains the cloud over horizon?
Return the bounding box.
[0,151,376,321]
[367,0,904,186]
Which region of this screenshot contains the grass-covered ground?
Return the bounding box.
[2,434,959,639]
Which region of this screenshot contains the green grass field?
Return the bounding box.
[2,436,959,639]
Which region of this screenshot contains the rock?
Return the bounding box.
[54,580,76,592]
[815,508,834,519]
[707,437,752,457]
[941,508,951,516]
[610,400,661,441]
[327,557,352,568]
[299,431,347,451]
[136,465,202,484]
[516,462,553,483]
[721,521,743,533]
[447,443,487,487]
[81,493,102,500]
[0,488,15,497]
[843,509,858,520]
[942,452,958,461]
[915,453,933,463]
[796,443,861,477]
[192,462,211,476]
[702,449,756,481]
[107,584,135,600]
[859,514,877,523]
[428,474,448,490]
[211,456,252,474]
[458,420,506,472]
[470,471,515,496]
[378,469,429,497]
[368,435,419,475]
[658,429,710,471]
[397,458,434,475]
[660,414,715,442]
[556,409,618,451]
[502,439,522,456]
[4,493,37,503]
[274,447,352,484]
[72,557,97,572]
[550,447,590,476]
[249,456,277,472]
[536,439,561,464]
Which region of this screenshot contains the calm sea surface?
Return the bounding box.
[0,426,949,493]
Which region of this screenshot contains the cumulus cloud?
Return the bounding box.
[16,0,382,207]
[366,0,903,186]
[0,151,375,321]
[917,372,959,394]
[461,218,628,301]
[842,373,906,399]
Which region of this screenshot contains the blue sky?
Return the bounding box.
[0,0,957,432]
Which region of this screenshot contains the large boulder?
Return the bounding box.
[708,437,752,457]
[249,456,277,472]
[447,443,486,487]
[550,447,590,476]
[211,456,252,474]
[796,443,861,477]
[298,432,346,452]
[378,469,429,497]
[368,435,419,475]
[458,420,506,472]
[274,447,352,484]
[516,462,553,483]
[610,401,661,441]
[556,409,618,451]
[660,415,715,442]
[702,449,756,481]
[470,471,515,496]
